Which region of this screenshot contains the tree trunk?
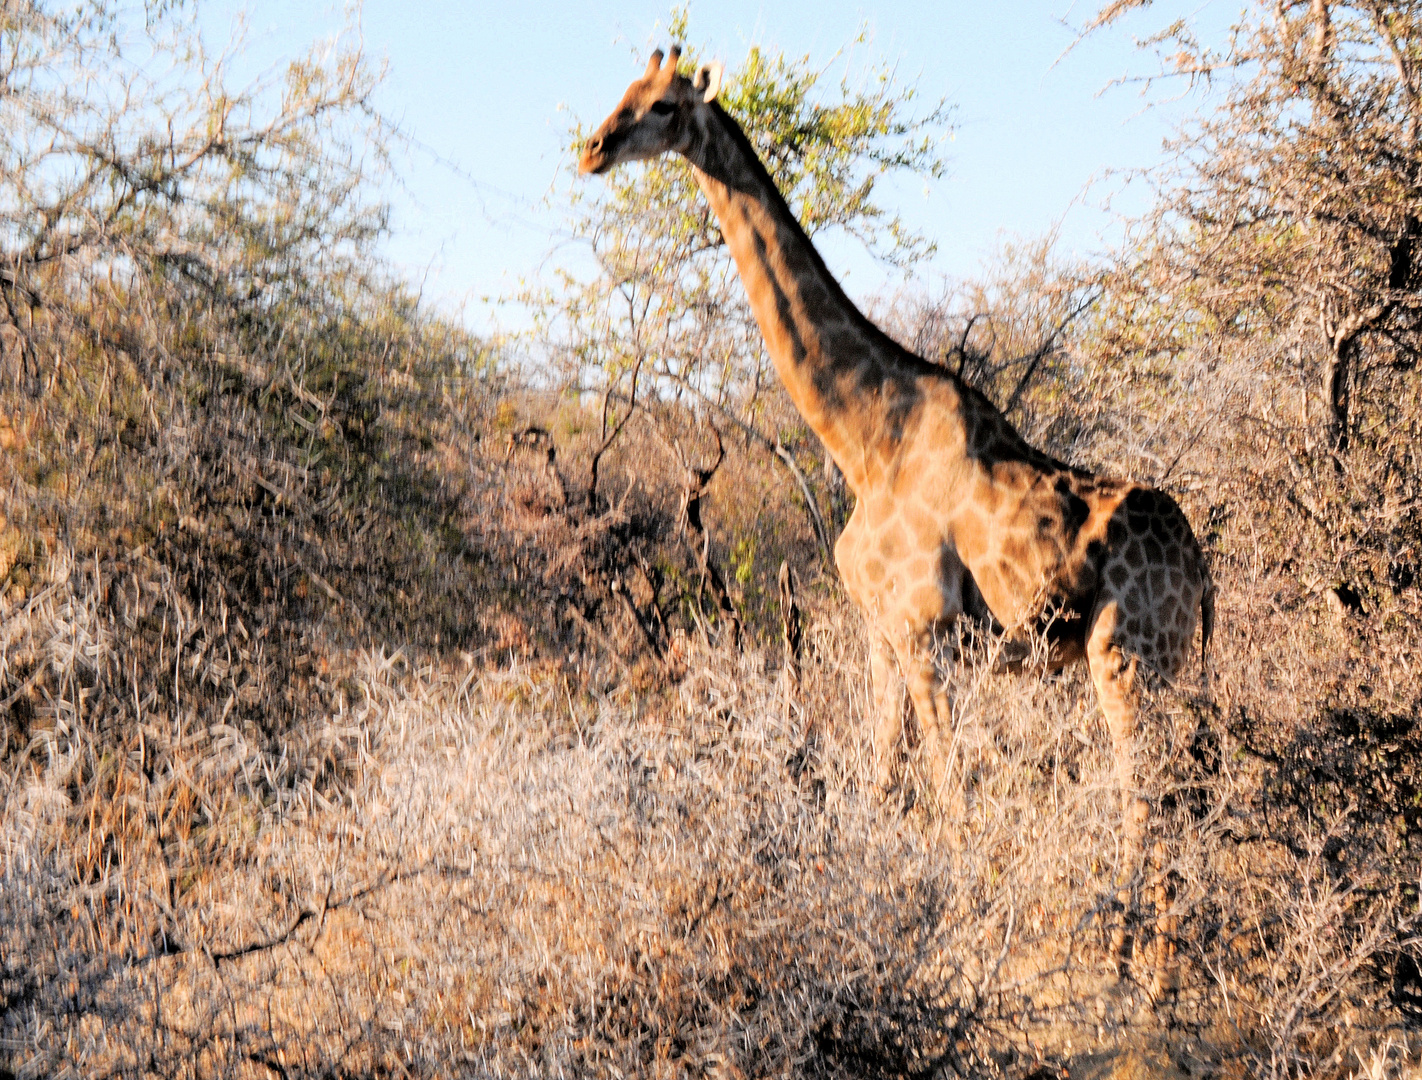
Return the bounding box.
[1325,336,1354,454]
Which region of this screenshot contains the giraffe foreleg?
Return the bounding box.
[902,633,957,814]
[868,633,907,794]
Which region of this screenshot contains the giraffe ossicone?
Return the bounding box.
[579,48,1214,883]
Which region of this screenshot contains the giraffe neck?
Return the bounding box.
[683,104,912,495]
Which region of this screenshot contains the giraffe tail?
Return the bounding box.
[1199,561,1216,691]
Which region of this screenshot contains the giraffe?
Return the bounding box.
[580,48,1214,986]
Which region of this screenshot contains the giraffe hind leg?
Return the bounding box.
[1087,602,1150,981]
[1149,840,1179,1000]
[1087,604,1145,842]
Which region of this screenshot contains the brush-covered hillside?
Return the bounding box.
[4,4,1422,1079]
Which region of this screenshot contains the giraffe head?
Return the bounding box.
[579,46,723,175]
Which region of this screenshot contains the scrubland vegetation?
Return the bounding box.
[4,2,1422,1077]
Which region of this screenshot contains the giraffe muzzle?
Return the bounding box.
[578,134,612,175]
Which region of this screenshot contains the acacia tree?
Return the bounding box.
[1087,0,1422,454]
[525,19,950,538]
[0,0,387,390]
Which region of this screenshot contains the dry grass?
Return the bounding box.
[3,510,1421,1078]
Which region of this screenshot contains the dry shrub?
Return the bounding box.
[5,519,1421,1078]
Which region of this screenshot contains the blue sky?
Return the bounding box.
[197,2,1226,332]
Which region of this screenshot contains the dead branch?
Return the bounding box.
[587,357,644,511]
[679,422,741,650]
[611,374,838,566]
[774,438,835,567]
[778,559,803,725]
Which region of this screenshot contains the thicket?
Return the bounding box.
[2,2,1422,1078]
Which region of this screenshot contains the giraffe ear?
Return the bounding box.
[644,49,664,78]
[694,60,723,103]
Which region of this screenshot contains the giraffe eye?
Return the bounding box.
[649,101,677,116]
